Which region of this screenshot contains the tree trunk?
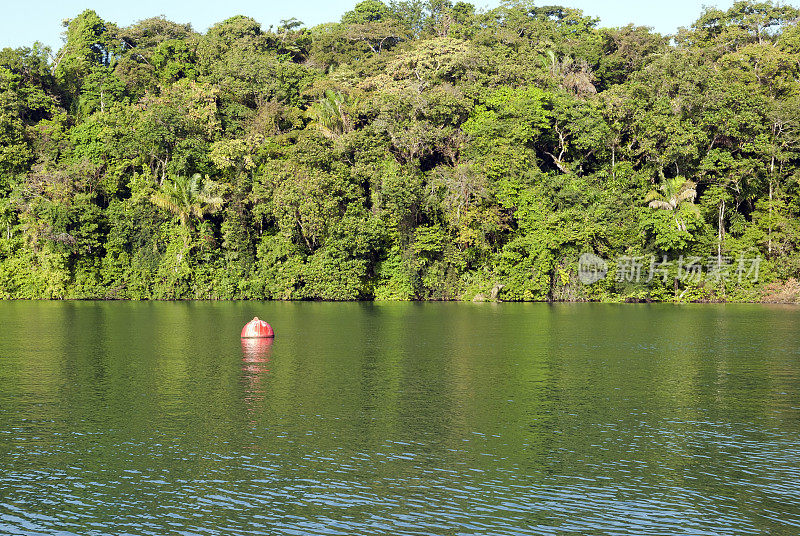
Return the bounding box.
[769,155,774,256]
[718,198,725,263]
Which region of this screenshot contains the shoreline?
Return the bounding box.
[0,297,797,305]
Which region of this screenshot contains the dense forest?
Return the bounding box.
[2,0,800,301]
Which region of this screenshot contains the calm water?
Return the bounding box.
[0,302,799,535]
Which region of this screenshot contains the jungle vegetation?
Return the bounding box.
[2,0,800,302]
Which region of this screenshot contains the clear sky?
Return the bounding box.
[2,0,737,52]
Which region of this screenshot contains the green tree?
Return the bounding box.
[150,173,224,234]
[645,177,700,231]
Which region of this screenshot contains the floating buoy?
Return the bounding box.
[241,317,274,338]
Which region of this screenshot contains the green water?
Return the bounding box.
[0,302,799,535]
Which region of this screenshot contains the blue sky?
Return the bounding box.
[2,0,737,51]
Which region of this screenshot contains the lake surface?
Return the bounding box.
[0,302,799,535]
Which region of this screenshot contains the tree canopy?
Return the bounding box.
[2,1,800,302]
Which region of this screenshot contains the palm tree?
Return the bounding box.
[645,177,700,231]
[543,50,597,96]
[151,173,224,235]
[306,90,355,139]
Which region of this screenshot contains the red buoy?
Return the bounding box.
[241,317,274,338]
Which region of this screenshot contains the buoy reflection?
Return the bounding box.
[241,337,273,374]
[242,338,273,420]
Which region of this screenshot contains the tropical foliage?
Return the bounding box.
[2,1,800,302]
